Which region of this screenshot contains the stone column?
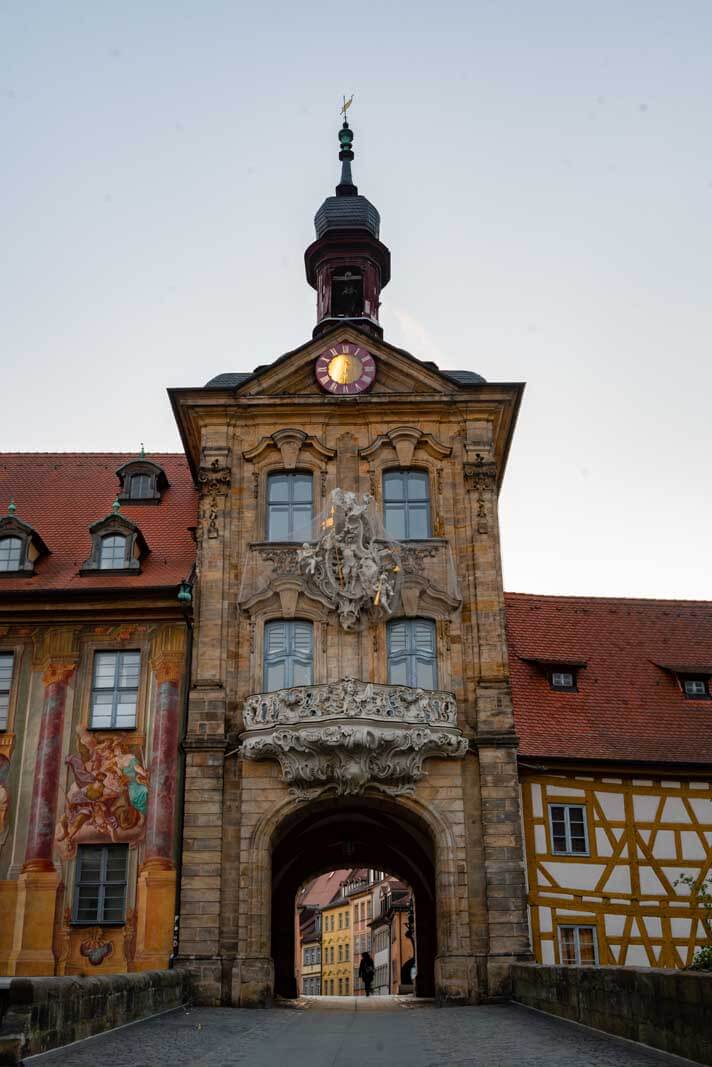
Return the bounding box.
[132,626,185,971]
[173,443,231,1005]
[462,448,532,998]
[9,629,79,976]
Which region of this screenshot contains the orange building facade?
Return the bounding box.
[0,454,195,977]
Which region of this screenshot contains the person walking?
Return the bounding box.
[358,951,375,997]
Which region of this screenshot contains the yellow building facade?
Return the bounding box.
[321,899,352,996]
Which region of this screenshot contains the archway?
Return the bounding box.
[271,795,438,999]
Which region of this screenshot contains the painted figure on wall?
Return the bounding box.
[0,753,10,835]
[56,725,149,857]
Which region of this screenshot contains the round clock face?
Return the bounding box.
[315,343,376,395]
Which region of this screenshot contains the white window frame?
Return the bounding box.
[558,924,599,966]
[89,650,141,729]
[0,652,14,731]
[549,803,589,856]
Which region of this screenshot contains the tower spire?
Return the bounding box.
[336,118,357,197]
[305,106,391,341]
[336,94,357,196]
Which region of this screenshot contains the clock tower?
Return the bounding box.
[304,119,391,341]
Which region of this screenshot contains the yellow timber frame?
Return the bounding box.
[520,767,712,969]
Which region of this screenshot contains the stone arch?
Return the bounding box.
[232,786,464,1006]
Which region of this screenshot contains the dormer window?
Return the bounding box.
[681,676,710,700]
[0,504,49,577]
[0,537,22,571]
[129,474,153,499]
[550,670,577,691]
[115,458,168,505]
[99,534,129,570]
[81,503,148,575]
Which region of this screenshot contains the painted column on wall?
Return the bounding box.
[23,662,77,870]
[132,625,186,971]
[7,628,80,976]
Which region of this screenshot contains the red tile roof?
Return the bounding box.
[505,592,712,766]
[0,453,196,594]
[297,870,353,908]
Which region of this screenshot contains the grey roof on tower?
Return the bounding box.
[314,195,381,239]
[441,369,487,385]
[203,372,251,389]
[203,365,486,389]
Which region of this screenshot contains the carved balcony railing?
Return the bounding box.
[243,679,458,730]
[240,679,468,799]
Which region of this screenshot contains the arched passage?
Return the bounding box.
[270,795,438,999]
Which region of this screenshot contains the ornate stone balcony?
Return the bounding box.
[240,679,468,799]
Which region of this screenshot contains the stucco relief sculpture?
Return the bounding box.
[243,678,457,728]
[241,678,467,798]
[298,488,401,630]
[55,726,149,858]
[241,722,467,799]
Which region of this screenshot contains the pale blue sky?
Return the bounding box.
[2,2,711,598]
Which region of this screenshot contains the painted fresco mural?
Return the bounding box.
[0,753,9,836]
[55,726,149,858]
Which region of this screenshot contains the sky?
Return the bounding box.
[2,2,711,600]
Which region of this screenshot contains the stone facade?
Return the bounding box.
[170,325,531,1006]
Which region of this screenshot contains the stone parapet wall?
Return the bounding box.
[0,970,187,1064]
[511,962,712,1065]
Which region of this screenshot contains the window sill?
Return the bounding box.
[70,920,126,928]
[551,850,590,858]
[87,725,137,732]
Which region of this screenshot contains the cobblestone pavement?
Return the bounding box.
[28,997,698,1067]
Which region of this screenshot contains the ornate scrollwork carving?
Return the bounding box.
[297,489,401,631]
[463,453,497,534]
[462,453,497,492]
[241,679,466,798]
[198,458,231,539]
[241,722,467,799]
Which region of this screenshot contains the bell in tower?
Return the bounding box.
[305,115,391,340]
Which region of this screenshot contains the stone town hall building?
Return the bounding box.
[0,122,710,1006]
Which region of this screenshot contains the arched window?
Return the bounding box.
[99,534,128,570]
[266,472,313,542]
[0,536,23,572]
[263,620,313,691]
[387,618,437,689]
[383,470,431,540]
[129,473,153,499]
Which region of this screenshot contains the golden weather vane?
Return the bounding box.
[341,94,354,118]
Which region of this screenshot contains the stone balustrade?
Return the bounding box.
[242,678,458,730]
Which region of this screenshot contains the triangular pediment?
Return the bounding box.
[234,328,460,398]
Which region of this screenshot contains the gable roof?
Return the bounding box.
[0,453,196,595]
[505,592,712,767]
